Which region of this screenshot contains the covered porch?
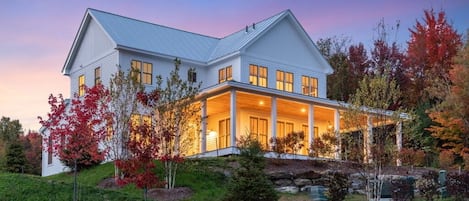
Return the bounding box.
[186,81,403,165]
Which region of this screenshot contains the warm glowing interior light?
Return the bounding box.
[301,108,306,113]
[259,100,264,105]
[208,130,217,137]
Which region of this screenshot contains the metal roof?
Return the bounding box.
[63,9,333,74]
[87,8,289,63]
[89,9,219,62]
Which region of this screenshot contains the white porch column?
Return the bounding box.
[365,115,373,163]
[230,89,237,148]
[334,109,341,159]
[396,120,403,166]
[200,99,207,153]
[270,97,277,150]
[308,104,315,155]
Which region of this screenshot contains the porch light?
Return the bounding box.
[301,108,306,113]
[259,100,264,105]
[208,130,218,156]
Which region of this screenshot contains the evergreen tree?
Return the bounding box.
[6,140,26,173]
[224,138,278,201]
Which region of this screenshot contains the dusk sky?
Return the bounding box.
[1,0,468,132]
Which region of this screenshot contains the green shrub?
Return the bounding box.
[223,137,278,201]
[325,171,348,201]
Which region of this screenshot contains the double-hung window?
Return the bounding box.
[302,76,318,97]
[131,60,153,85]
[276,70,293,92]
[218,66,232,83]
[94,67,101,85]
[249,64,267,87]
[78,75,85,96]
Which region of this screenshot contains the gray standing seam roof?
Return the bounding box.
[88,8,289,63]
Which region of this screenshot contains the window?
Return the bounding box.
[142,62,152,84]
[302,76,318,97]
[249,64,267,87]
[249,117,268,148]
[78,75,85,96]
[276,70,293,92]
[188,69,197,83]
[47,137,53,164]
[218,66,232,83]
[218,118,230,148]
[130,114,152,142]
[276,121,294,138]
[94,67,101,85]
[131,60,153,84]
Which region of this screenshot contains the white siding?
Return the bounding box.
[243,18,329,98]
[245,18,327,74]
[41,129,69,177]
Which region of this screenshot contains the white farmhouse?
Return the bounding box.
[42,8,403,176]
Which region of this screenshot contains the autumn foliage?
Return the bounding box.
[39,84,111,170]
[115,123,163,191]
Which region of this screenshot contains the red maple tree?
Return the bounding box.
[406,9,462,104]
[115,121,163,200]
[39,84,111,170]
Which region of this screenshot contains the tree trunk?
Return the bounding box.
[73,159,78,201]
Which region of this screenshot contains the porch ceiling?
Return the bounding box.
[206,91,335,121]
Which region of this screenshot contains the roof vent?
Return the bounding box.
[245,25,248,33]
[252,23,256,30]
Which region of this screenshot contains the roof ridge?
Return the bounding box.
[207,9,290,61]
[219,9,290,39]
[87,8,220,40]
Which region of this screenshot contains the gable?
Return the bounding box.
[68,18,115,73]
[244,17,332,74]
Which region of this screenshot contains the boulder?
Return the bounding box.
[294,178,312,186]
[294,170,322,180]
[275,186,299,194]
[268,171,293,180]
[274,179,293,186]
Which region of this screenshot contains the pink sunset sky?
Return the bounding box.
[0,0,468,132]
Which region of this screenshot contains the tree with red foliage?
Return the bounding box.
[137,58,200,189]
[39,84,111,170]
[19,131,42,175]
[406,9,462,105]
[39,84,111,201]
[115,123,163,201]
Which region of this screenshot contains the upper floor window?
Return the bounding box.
[302,76,318,97]
[276,70,293,92]
[188,69,197,83]
[249,64,267,87]
[78,75,85,96]
[131,60,152,85]
[218,66,232,83]
[94,67,101,85]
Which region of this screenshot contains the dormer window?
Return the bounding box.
[218,66,232,83]
[131,60,152,85]
[302,76,318,97]
[276,70,293,92]
[188,69,197,83]
[249,64,267,87]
